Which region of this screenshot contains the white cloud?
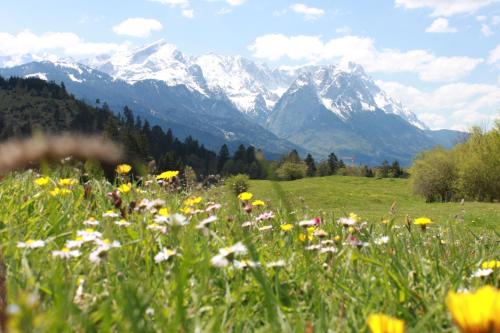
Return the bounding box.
[290,3,325,20]
[488,45,500,64]
[425,18,457,33]
[248,34,482,82]
[377,80,500,130]
[148,0,189,7]
[113,18,163,38]
[0,31,123,57]
[226,0,245,6]
[182,9,195,18]
[394,0,500,17]
[335,26,352,35]
[481,24,493,36]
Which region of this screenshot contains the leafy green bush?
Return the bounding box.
[276,161,307,180]
[225,174,250,195]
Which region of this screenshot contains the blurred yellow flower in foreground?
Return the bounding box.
[184,196,202,207]
[156,170,179,180]
[118,183,132,193]
[115,164,132,175]
[252,199,266,207]
[59,178,78,187]
[367,313,405,333]
[446,285,499,333]
[481,260,500,270]
[237,192,253,201]
[280,224,294,232]
[158,208,170,217]
[34,177,50,186]
[414,217,432,225]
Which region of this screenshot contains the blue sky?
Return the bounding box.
[0,0,499,130]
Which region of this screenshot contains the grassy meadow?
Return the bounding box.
[0,168,498,332]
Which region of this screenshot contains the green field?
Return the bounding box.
[243,176,500,232]
[0,170,498,332]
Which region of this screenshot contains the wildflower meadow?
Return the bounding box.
[0,164,498,332]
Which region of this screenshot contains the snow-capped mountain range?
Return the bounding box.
[0,40,463,164]
[79,40,426,129]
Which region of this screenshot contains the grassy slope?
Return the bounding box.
[246,176,500,231]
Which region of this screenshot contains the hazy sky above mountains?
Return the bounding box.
[0,0,499,130]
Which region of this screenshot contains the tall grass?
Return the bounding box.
[0,168,497,332]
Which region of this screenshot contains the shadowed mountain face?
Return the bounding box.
[0,44,465,165]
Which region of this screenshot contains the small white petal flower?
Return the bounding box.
[154,248,177,263]
[17,239,45,249]
[52,248,81,258]
[337,217,356,227]
[305,245,322,251]
[147,223,167,233]
[196,215,218,229]
[211,254,229,267]
[241,221,255,228]
[114,219,131,227]
[319,247,338,254]
[471,268,494,278]
[83,218,100,226]
[153,215,170,224]
[77,229,102,241]
[167,213,189,226]
[256,211,275,221]
[102,211,120,218]
[205,203,222,212]
[258,225,273,232]
[298,219,317,227]
[374,236,390,245]
[65,237,85,248]
[234,260,260,269]
[266,260,286,268]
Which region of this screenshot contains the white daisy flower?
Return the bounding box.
[337,217,356,227]
[114,219,131,227]
[17,239,45,249]
[154,215,170,224]
[210,254,229,267]
[374,236,390,245]
[167,213,189,226]
[205,203,222,213]
[154,248,177,263]
[258,225,273,232]
[319,247,338,254]
[196,215,218,229]
[94,239,121,250]
[298,219,317,227]
[102,211,120,218]
[52,248,81,258]
[256,211,275,222]
[77,229,102,242]
[234,260,260,270]
[266,260,286,268]
[147,223,167,234]
[65,237,85,248]
[471,268,494,278]
[305,245,322,251]
[241,221,255,228]
[83,218,100,226]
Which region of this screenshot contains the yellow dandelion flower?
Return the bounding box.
[158,207,170,217]
[59,188,71,196]
[49,188,60,196]
[34,177,50,186]
[349,212,359,222]
[367,314,405,333]
[446,285,499,333]
[348,226,355,234]
[184,196,202,207]
[414,217,432,225]
[252,199,266,207]
[334,235,341,242]
[298,233,307,242]
[180,206,191,214]
[280,224,294,232]
[115,164,132,175]
[118,183,132,193]
[59,178,78,187]
[481,260,500,270]
[237,192,253,201]
[156,170,179,181]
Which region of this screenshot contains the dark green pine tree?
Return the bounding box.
[217,144,230,173]
[327,152,339,175]
[304,154,316,177]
